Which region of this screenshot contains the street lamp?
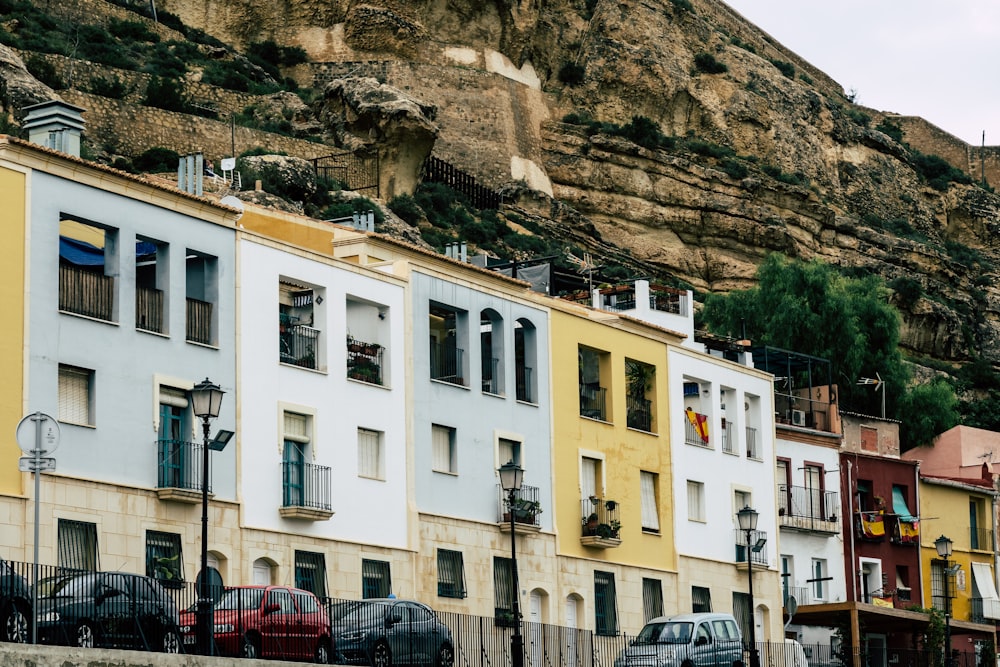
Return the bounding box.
[935,535,954,667]
[736,506,763,667]
[499,460,525,667]
[191,378,225,656]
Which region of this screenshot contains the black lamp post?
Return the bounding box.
[935,535,954,667]
[191,378,224,656]
[499,460,525,667]
[737,506,761,667]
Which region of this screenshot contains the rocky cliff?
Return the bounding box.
[5,0,1000,370]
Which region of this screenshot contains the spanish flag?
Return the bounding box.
[685,407,709,443]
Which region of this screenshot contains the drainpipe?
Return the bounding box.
[914,462,924,608]
[847,459,858,602]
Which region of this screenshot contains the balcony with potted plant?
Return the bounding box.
[496,484,542,534]
[580,497,622,548]
[347,335,384,385]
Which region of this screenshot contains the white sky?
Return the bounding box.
[720,1,999,146]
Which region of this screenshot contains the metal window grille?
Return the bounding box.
[57,519,98,571]
[732,591,751,641]
[594,571,618,636]
[493,556,514,612]
[295,550,327,598]
[692,586,713,612]
[145,530,183,585]
[58,365,92,425]
[362,559,392,599]
[437,550,467,599]
[642,578,663,621]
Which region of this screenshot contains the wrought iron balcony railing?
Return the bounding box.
[280,324,320,370]
[627,396,652,431]
[482,357,499,394]
[496,484,541,527]
[430,341,465,385]
[580,385,607,421]
[282,460,332,511]
[516,366,533,403]
[734,528,768,566]
[157,439,206,492]
[347,336,383,385]
[581,497,621,541]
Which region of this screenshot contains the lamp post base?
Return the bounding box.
[196,597,214,655]
[511,632,524,667]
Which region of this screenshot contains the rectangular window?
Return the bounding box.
[432,424,456,473]
[692,586,712,613]
[145,530,183,587]
[437,549,467,599]
[187,251,218,346]
[59,217,117,322]
[58,364,93,426]
[594,571,618,636]
[687,481,705,521]
[358,428,384,480]
[362,559,392,599]
[641,471,660,532]
[733,591,751,642]
[493,556,515,618]
[295,550,327,598]
[283,412,311,508]
[931,561,947,612]
[499,438,521,467]
[579,346,608,421]
[642,578,663,621]
[812,559,826,600]
[57,519,98,571]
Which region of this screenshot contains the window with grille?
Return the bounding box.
[358,428,384,480]
[57,519,98,571]
[642,578,663,621]
[687,480,705,521]
[295,550,327,598]
[432,424,456,473]
[641,471,660,532]
[594,571,618,636]
[493,556,514,618]
[58,365,93,425]
[362,559,392,598]
[692,586,712,613]
[145,530,183,586]
[733,591,751,641]
[437,549,467,598]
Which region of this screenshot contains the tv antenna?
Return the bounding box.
[565,250,601,293]
[857,372,885,419]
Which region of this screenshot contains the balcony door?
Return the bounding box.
[284,441,306,507]
[159,389,188,488]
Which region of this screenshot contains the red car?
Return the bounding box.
[179,585,331,662]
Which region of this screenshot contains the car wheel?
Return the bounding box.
[733,661,745,667]
[240,633,261,659]
[372,640,392,667]
[1,602,29,643]
[315,638,332,664]
[161,629,182,654]
[75,621,97,649]
[436,643,454,667]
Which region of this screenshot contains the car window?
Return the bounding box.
[218,588,265,610]
[712,620,736,640]
[294,591,319,614]
[104,574,130,597]
[409,604,433,624]
[132,576,159,602]
[723,620,740,640]
[695,623,712,644]
[269,588,295,613]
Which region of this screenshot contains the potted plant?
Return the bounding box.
[512,498,542,523]
[583,512,599,536]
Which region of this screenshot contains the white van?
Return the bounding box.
[614,613,745,667]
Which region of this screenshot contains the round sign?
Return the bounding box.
[196,567,225,604]
[15,412,60,456]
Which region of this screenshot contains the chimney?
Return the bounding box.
[21,100,86,157]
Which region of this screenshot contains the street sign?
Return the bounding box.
[18,457,56,473]
[15,412,60,455]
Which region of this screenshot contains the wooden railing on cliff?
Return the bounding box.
[311,152,379,197]
[421,156,501,210]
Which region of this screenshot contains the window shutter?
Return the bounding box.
[640,472,659,531]
[284,412,310,444]
[160,387,188,409]
[358,428,381,479]
[432,425,453,472]
[58,366,91,424]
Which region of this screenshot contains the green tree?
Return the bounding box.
[897,379,958,449]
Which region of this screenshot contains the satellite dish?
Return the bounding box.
[220,196,245,220]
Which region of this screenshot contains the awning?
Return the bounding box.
[891,487,916,521]
[59,236,157,266]
[970,562,1000,620]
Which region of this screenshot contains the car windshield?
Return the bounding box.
[38,573,98,598]
[216,588,266,610]
[634,622,692,645]
[338,602,391,624]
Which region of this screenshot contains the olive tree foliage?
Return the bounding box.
[701,254,955,448]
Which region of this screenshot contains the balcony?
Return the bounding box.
[684,409,709,447]
[746,426,759,458]
[156,439,206,503]
[580,384,607,421]
[778,485,840,533]
[888,514,920,545]
[280,461,333,520]
[855,511,886,541]
[347,336,384,385]
[721,420,736,454]
[59,264,114,321]
[496,484,542,533]
[516,366,533,403]
[136,286,163,333]
[627,395,652,431]
[784,586,809,608]
[482,357,499,394]
[970,526,993,551]
[280,324,320,370]
[186,297,213,344]
[734,528,768,569]
[970,597,1000,623]
[430,340,465,385]
[581,497,621,548]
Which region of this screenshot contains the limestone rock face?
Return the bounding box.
[313,76,438,200]
[241,154,318,210]
[0,44,57,118]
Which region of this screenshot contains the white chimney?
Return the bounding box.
[22,100,86,157]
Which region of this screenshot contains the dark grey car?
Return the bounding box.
[332,599,454,667]
[35,571,181,652]
[0,561,31,643]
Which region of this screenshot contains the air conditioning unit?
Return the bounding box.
[791,409,806,426]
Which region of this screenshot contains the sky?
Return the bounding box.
[720,1,999,146]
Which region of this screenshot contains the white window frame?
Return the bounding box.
[358,427,384,480]
[812,558,827,601]
[640,471,660,532]
[687,480,705,522]
[432,424,457,474]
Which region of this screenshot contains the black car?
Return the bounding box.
[35,571,182,652]
[0,560,31,643]
[332,598,454,667]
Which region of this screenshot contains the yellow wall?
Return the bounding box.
[0,166,26,494]
[551,308,676,572]
[918,480,994,623]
